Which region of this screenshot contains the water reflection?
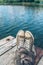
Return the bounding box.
[0,6,43,48]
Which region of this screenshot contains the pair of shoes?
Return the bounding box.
[16,30,34,51]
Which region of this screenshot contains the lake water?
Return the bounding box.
[0,5,43,48]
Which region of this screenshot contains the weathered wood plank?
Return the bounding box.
[37,57,43,65]
[0,36,43,65]
[0,36,14,46]
[0,46,17,65]
[0,45,43,65]
[0,44,43,65]
[0,39,16,56]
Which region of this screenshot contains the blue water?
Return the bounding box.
[0,5,43,48]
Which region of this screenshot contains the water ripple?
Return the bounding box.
[0,6,43,48]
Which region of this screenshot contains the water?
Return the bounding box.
[0,5,43,48]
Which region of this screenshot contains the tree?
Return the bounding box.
[35,0,40,3]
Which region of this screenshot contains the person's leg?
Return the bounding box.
[16,30,25,49]
[14,47,35,65]
[14,30,35,65]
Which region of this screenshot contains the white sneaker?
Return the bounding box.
[16,30,25,49]
[24,31,34,51]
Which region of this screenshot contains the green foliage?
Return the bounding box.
[0,0,3,2]
[0,0,34,3]
[0,0,41,4]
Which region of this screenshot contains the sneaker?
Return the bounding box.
[24,31,34,51]
[16,30,25,49]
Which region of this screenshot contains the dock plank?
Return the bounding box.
[0,36,14,46]
[0,45,43,65]
[0,46,17,65]
[0,36,43,65]
[0,39,16,56]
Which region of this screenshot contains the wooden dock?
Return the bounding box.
[0,36,43,65]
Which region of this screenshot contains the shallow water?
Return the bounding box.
[0,5,43,48]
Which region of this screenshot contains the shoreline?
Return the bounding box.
[0,2,43,7]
